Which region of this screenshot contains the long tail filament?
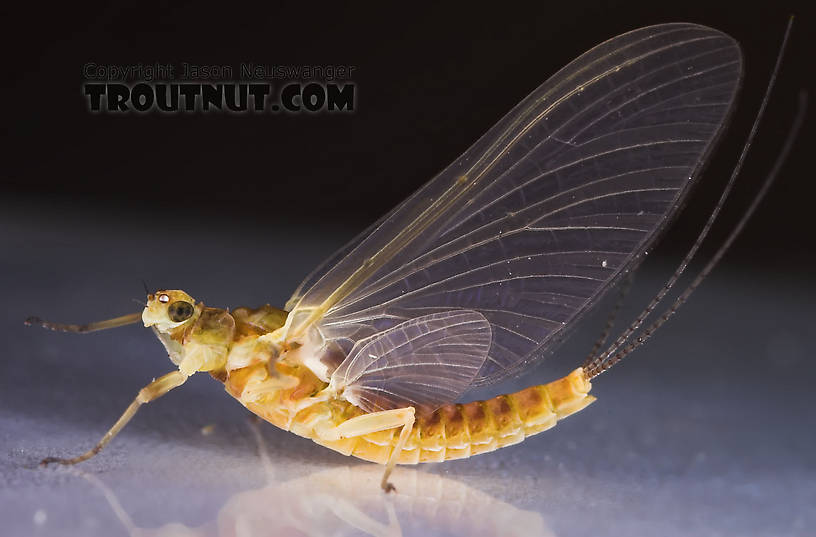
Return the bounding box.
[583,18,803,379]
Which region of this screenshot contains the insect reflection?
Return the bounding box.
[67,422,550,537]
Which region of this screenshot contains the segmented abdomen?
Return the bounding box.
[318,368,595,464]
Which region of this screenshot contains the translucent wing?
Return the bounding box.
[331,310,491,412]
[284,212,389,312]
[285,23,743,399]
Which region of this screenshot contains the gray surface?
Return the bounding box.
[1,200,814,537]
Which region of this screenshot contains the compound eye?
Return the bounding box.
[167,301,194,322]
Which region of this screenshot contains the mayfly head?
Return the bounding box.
[143,289,236,374]
[142,289,201,335]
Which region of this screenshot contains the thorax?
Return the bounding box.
[218,305,358,437]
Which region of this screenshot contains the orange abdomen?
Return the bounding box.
[318,368,595,464]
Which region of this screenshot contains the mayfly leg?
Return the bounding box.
[25,312,142,333]
[317,406,416,492]
[246,416,277,482]
[25,309,180,465]
[41,370,188,466]
[65,468,140,537]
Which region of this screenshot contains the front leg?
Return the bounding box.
[317,407,416,492]
[41,370,188,466]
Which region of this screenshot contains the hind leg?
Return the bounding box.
[316,407,416,492]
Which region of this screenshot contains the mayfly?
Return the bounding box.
[29,22,801,492]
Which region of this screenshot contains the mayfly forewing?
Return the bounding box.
[585,19,801,378]
[284,210,392,312]
[284,160,497,339]
[287,23,742,411]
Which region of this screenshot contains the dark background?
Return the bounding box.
[2,1,813,269]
